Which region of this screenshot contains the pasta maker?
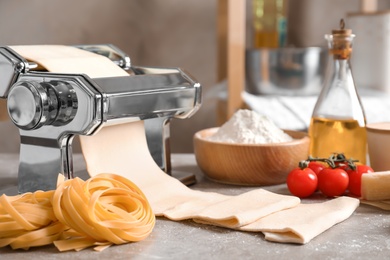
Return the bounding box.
[0,44,201,193]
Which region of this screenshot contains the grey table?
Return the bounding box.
[0,153,389,259]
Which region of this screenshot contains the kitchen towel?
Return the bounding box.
[10,45,360,244]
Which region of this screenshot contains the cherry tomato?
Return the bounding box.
[347,165,374,197]
[317,168,349,197]
[308,161,326,177]
[287,168,318,198]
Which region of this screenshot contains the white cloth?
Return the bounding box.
[243,91,390,130]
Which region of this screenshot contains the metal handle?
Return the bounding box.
[73,44,131,70]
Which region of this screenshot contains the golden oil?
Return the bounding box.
[252,0,287,48]
[309,117,367,164]
[254,31,279,48]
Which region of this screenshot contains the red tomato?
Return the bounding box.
[287,168,318,198]
[308,161,326,177]
[347,165,374,197]
[317,168,349,197]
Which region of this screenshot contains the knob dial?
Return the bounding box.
[7,80,77,130]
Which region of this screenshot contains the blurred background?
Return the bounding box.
[0,0,389,153]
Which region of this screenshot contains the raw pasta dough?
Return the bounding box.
[79,119,358,244]
[238,196,359,244]
[11,45,129,78]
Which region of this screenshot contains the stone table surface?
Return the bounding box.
[0,153,389,259]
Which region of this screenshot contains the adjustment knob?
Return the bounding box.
[7,80,77,130]
[7,81,46,130]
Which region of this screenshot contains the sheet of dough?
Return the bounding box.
[10,45,360,244]
[11,45,128,78]
[238,196,359,244]
[77,120,300,228]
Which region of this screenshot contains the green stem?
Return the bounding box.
[302,153,359,170]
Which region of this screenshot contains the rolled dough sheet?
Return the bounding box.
[10,45,129,78]
[10,45,360,244]
[78,120,301,228]
[238,196,359,244]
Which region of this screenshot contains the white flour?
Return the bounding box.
[208,109,293,144]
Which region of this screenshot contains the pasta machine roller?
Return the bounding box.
[0,44,201,193]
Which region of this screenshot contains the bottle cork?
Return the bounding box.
[332,19,352,36]
[330,19,354,60]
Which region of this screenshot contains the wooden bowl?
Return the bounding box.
[193,128,310,186]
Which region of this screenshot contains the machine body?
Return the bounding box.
[0,45,201,192]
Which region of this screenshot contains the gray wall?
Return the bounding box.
[0,0,389,153]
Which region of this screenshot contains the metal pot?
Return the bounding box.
[245,47,327,96]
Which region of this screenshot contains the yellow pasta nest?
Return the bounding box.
[0,173,155,252]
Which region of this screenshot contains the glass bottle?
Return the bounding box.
[309,19,367,164]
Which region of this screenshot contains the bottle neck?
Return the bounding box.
[312,54,364,122]
[333,58,353,89]
[311,32,365,123]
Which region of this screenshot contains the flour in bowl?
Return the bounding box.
[208,109,293,144]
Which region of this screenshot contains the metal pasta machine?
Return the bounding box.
[0,44,201,193]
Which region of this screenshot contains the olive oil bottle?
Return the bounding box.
[309,19,367,164]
